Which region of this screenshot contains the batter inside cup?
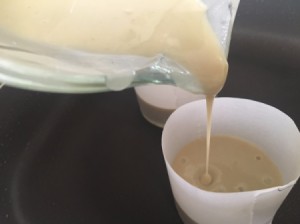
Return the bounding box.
[172,135,283,193]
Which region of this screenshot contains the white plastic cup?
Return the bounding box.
[135,85,204,128]
[162,98,300,224]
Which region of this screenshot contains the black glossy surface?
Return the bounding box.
[1,0,300,223]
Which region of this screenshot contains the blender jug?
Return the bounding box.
[0,0,239,94]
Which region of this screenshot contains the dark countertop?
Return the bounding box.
[0,0,300,223]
